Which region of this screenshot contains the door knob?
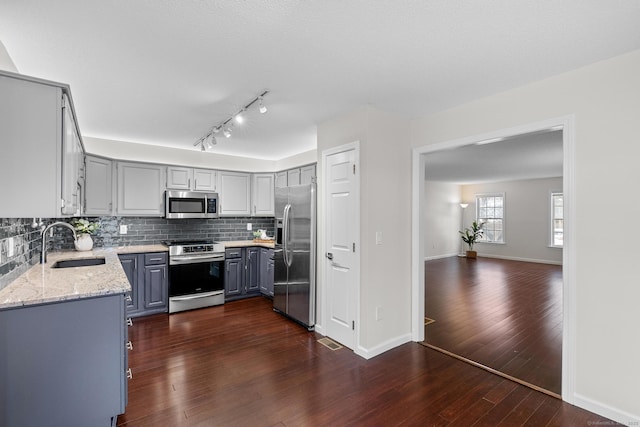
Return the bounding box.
[326,252,333,260]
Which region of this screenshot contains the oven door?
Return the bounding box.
[169,255,225,297]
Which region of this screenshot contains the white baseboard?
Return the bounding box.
[354,333,412,360]
[424,253,458,261]
[476,253,562,265]
[313,323,325,336]
[572,392,640,426]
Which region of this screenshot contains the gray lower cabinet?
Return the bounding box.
[224,247,262,301]
[118,252,168,317]
[259,247,275,297]
[0,294,127,427]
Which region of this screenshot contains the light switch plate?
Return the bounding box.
[375,231,383,245]
[119,225,128,234]
[246,223,252,231]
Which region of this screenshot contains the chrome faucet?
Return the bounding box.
[40,222,77,264]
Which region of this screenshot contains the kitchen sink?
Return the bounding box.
[52,257,106,268]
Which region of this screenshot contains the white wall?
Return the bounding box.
[0,40,18,73]
[317,106,412,357]
[84,136,316,172]
[411,49,640,424]
[424,181,461,258]
[461,177,562,264]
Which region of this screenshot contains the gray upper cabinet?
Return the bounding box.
[252,173,275,216]
[277,164,316,188]
[61,94,85,216]
[0,71,85,217]
[166,166,217,192]
[287,168,301,187]
[218,171,251,216]
[116,161,165,216]
[166,166,192,190]
[275,171,288,188]
[300,164,316,185]
[85,155,113,215]
[193,168,217,192]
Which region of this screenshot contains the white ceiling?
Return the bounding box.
[424,130,563,184]
[1,1,640,161]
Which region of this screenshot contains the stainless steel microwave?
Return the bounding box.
[165,191,219,219]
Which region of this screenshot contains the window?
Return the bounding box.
[551,192,563,247]
[476,193,504,243]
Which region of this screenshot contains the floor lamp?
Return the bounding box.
[458,203,469,256]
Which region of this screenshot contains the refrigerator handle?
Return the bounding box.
[283,203,292,267]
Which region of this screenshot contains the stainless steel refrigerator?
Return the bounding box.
[273,182,316,330]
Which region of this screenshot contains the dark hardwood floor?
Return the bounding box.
[116,296,614,426]
[424,256,563,396]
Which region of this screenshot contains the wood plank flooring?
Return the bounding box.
[116,297,614,426]
[424,257,562,395]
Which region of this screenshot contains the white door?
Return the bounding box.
[324,147,358,349]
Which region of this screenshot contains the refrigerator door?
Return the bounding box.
[273,187,289,314]
[286,184,316,327]
[273,246,287,313]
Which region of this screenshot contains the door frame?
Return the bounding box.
[411,115,576,403]
[318,141,361,353]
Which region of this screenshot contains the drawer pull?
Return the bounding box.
[127,368,133,379]
[127,341,133,351]
[127,318,133,327]
[126,295,132,302]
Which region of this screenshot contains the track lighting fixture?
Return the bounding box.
[194,90,269,151]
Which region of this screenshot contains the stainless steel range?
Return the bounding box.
[164,240,226,313]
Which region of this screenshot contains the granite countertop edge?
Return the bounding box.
[0,244,168,311]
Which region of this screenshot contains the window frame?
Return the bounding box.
[475,192,506,244]
[550,191,564,248]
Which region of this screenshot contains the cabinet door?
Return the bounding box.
[218,171,251,216]
[85,156,113,215]
[259,247,270,295]
[194,168,217,192]
[275,171,288,188]
[225,258,243,298]
[117,162,165,216]
[118,254,141,314]
[287,168,301,187]
[300,164,316,185]
[166,166,192,190]
[266,257,275,297]
[252,173,275,216]
[61,94,84,216]
[144,264,168,311]
[246,247,260,293]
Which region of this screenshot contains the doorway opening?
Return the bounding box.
[411,116,575,402]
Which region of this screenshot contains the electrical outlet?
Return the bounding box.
[7,237,15,257]
[119,225,128,234]
[246,223,252,231]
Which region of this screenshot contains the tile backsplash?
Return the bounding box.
[0,216,275,290]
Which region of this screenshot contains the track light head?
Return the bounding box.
[223,126,232,138]
[259,97,267,114]
[234,110,244,124]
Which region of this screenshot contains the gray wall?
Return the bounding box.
[0,216,274,290]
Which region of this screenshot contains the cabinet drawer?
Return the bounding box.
[225,248,242,259]
[144,252,167,266]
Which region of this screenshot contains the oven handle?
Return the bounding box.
[170,290,224,301]
[169,255,225,265]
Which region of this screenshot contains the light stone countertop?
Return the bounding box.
[0,245,168,311]
[223,240,275,249]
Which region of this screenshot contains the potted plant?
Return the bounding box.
[459,221,484,259]
[71,219,100,251]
